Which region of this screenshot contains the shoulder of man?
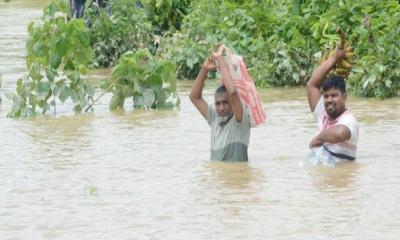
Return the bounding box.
[339,110,358,124]
[338,109,359,141]
[234,104,251,128]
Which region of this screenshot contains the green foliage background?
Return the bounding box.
[82,0,399,98]
[84,0,154,67]
[99,49,178,110]
[4,0,94,117]
[3,0,399,117]
[154,0,400,98]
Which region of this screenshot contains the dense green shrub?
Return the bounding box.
[157,0,400,98]
[345,0,400,98]
[83,0,191,68]
[3,0,94,117]
[141,0,191,34]
[7,0,398,107]
[84,0,154,67]
[157,0,269,79]
[99,49,179,110]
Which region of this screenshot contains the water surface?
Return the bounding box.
[1,1,399,239]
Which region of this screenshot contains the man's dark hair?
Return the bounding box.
[322,75,346,93]
[215,85,227,94]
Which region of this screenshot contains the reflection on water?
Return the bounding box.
[206,161,264,189]
[22,115,94,168]
[196,161,265,223]
[308,162,361,190]
[1,1,400,239]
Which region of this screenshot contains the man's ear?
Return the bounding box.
[343,92,347,100]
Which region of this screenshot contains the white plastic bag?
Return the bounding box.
[304,146,337,167]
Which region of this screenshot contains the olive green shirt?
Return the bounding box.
[207,104,251,161]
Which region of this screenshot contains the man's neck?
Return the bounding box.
[328,108,347,122]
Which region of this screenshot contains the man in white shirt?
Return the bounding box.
[306,47,359,161]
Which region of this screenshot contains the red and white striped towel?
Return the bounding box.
[220,53,267,126]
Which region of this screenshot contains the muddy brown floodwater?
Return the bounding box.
[1,1,399,239]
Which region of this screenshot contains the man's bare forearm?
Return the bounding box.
[308,56,337,89]
[215,57,243,122]
[215,56,236,95]
[310,125,351,148]
[190,67,208,101]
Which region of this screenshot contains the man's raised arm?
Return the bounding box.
[307,46,346,112]
[213,44,243,122]
[189,57,216,119]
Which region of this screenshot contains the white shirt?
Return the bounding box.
[314,97,359,160]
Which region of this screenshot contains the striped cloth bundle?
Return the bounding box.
[221,50,267,126]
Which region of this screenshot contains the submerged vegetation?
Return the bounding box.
[97,49,178,110]
[3,0,181,117]
[2,0,399,117]
[4,1,94,117]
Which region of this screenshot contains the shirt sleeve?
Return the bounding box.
[338,114,359,143]
[235,105,251,128]
[313,96,324,117]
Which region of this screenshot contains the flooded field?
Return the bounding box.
[1,1,399,239]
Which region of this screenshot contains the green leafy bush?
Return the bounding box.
[345,0,400,98]
[84,0,154,67]
[99,49,179,110]
[141,0,191,34]
[157,0,400,98]
[6,0,398,107]
[157,0,268,79]
[4,0,94,117]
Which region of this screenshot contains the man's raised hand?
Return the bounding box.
[202,56,217,71]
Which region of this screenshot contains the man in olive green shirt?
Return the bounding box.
[189,44,251,161]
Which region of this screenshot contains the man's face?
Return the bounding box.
[323,87,346,119]
[215,92,231,117]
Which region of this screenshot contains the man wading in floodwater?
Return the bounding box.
[190,44,251,161]
[306,46,359,163]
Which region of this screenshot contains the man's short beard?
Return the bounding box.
[218,112,233,126]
